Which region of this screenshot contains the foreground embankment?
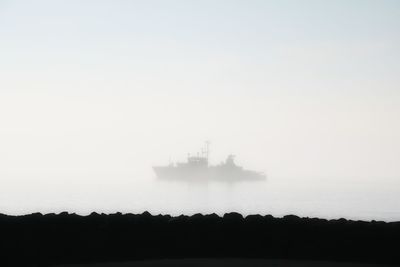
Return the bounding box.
[0,212,399,266]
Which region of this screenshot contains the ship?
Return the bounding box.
[153,142,266,182]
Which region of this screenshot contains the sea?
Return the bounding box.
[1,169,399,222]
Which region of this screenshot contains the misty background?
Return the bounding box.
[1,0,400,221]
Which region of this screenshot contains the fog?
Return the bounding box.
[1,0,400,221]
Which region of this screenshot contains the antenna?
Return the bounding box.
[205,140,211,164]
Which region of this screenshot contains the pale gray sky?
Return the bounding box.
[1,1,399,219]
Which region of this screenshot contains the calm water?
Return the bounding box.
[1,170,399,222]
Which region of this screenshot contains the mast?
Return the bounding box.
[205,140,210,165]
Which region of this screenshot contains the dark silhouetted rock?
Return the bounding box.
[0,212,399,267]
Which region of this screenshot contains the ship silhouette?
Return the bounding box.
[153,142,266,182]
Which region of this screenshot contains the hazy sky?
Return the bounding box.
[1,1,400,217]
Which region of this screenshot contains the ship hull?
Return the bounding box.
[153,166,265,182]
